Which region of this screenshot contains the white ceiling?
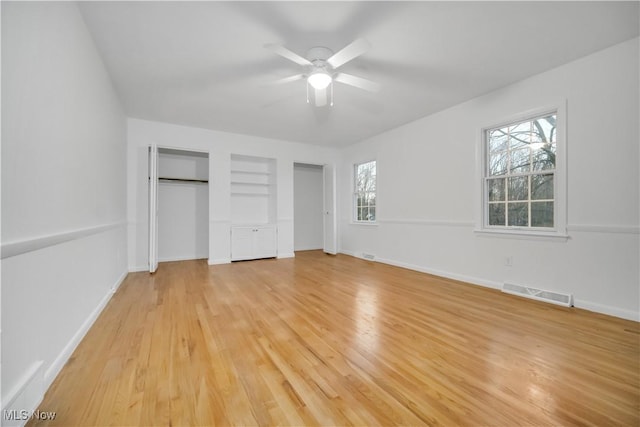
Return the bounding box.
[79,1,639,147]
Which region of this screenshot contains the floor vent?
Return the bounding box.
[362,253,376,261]
[502,283,573,307]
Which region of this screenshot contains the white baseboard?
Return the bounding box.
[574,299,639,322]
[44,269,127,392]
[129,265,148,273]
[374,256,502,290]
[293,246,322,252]
[1,269,127,427]
[158,255,208,263]
[111,270,128,294]
[208,257,230,265]
[341,251,638,322]
[277,252,295,259]
[1,361,44,427]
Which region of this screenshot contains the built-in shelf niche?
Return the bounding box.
[230,154,277,224]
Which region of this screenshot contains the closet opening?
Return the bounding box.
[149,146,209,272]
[293,162,336,255]
[294,163,323,251]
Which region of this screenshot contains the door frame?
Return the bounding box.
[292,162,337,255]
[148,144,210,273]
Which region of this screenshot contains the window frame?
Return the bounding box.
[353,159,377,223]
[476,103,568,241]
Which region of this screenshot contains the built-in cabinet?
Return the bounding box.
[231,225,277,261]
[230,154,277,261]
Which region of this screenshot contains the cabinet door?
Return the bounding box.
[231,227,254,261]
[254,226,277,259]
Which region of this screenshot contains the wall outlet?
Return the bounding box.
[504,256,513,267]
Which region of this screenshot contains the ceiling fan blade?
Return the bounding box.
[334,73,380,92]
[265,43,312,66]
[315,88,327,107]
[327,38,371,68]
[273,74,305,85]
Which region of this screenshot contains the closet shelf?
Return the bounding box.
[231,192,270,197]
[159,177,208,183]
[230,181,271,186]
[230,170,272,176]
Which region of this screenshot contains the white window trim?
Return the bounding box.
[474,102,568,241]
[352,159,377,224]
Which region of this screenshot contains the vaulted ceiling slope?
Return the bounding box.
[79,1,639,147]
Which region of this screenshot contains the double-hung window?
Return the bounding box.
[481,109,566,237]
[354,160,376,222]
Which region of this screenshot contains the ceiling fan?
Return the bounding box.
[265,38,380,107]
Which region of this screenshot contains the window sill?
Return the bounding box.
[350,221,379,227]
[474,228,569,242]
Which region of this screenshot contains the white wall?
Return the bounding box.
[1,2,127,421]
[294,163,324,251]
[127,119,338,270]
[339,37,640,321]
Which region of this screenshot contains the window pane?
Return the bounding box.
[484,111,558,231]
[489,129,508,152]
[489,203,505,226]
[489,151,507,176]
[508,202,528,226]
[532,146,556,171]
[363,193,375,208]
[531,201,554,227]
[356,161,376,193]
[508,176,528,201]
[509,148,530,173]
[355,160,376,221]
[532,114,556,143]
[488,178,505,201]
[531,174,553,200]
[509,121,531,148]
[367,207,376,221]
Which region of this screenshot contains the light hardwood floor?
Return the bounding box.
[31,251,639,426]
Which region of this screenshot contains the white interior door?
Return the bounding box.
[323,164,337,255]
[148,145,159,273]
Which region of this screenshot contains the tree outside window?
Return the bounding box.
[485,113,556,229]
[354,160,376,222]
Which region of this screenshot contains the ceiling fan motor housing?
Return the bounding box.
[306,46,334,72]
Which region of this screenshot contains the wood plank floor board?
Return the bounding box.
[29,251,639,426]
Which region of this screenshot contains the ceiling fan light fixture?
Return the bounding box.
[307,71,332,90]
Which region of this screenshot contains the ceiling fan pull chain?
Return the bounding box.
[330,82,334,107]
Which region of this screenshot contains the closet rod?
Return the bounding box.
[158,177,208,183]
